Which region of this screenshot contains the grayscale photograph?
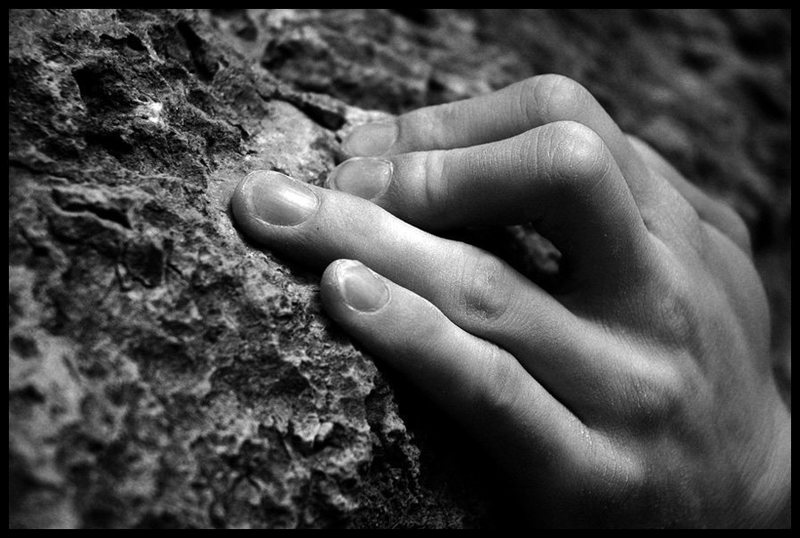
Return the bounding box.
[9,9,791,529]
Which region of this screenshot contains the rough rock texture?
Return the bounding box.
[9,9,791,528]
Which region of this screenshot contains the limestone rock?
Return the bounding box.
[9,9,790,528]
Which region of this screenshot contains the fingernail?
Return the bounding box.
[326,158,393,200]
[240,170,318,226]
[337,260,390,312]
[342,121,398,156]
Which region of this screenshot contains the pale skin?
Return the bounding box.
[230,74,791,528]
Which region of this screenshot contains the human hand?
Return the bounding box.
[230,74,790,528]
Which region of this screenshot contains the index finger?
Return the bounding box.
[343,74,660,205]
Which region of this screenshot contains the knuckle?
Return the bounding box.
[414,103,456,148]
[625,363,688,432]
[423,151,450,209]
[402,300,447,351]
[388,294,453,359]
[538,121,611,194]
[455,247,514,325]
[421,150,448,213]
[616,451,650,496]
[475,344,522,417]
[563,432,652,520]
[529,74,591,121]
[652,266,704,346]
[584,441,649,500]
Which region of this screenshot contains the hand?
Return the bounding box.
[230,74,790,528]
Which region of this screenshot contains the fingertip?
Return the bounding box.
[230,170,270,243]
[230,171,254,228]
[321,259,392,319]
[342,120,399,156]
[320,259,349,316]
[230,170,321,249]
[325,157,394,201]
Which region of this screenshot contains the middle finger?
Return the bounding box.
[230,169,624,409]
[329,121,653,289]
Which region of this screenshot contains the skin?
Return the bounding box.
[230,74,791,528]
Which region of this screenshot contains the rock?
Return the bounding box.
[9,9,790,528]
